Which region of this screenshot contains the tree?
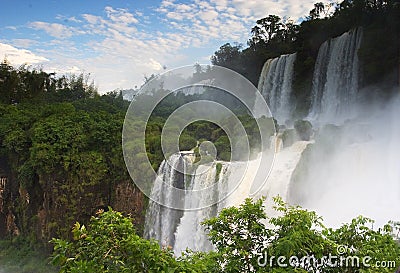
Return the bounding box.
[210,43,242,70]
[51,208,221,272]
[203,198,269,272]
[308,2,331,19]
[52,208,180,272]
[203,197,400,273]
[325,216,400,272]
[250,15,283,45]
[51,197,400,273]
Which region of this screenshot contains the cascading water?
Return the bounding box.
[144,25,399,255]
[144,154,231,254]
[289,98,400,228]
[259,140,311,217]
[292,26,399,228]
[144,153,189,248]
[258,53,297,125]
[173,162,229,255]
[145,140,311,255]
[308,28,363,123]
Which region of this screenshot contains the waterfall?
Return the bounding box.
[145,155,231,254]
[174,162,229,255]
[144,153,188,248]
[309,28,363,123]
[144,25,398,255]
[289,95,400,228]
[145,142,311,254]
[260,141,311,217]
[258,53,297,125]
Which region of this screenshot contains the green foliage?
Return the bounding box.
[267,197,334,272]
[358,5,400,88]
[203,197,400,273]
[51,198,400,273]
[145,113,269,167]
[203,198,269,272]
[0,65,136,242]
[281,128,297,148]
[1,3,399,270]
[179,134,197,151]
[215,163,223,183]
[51,209,213,273]
[325,216,400,273]
[0,238,57,273]
[210,43,243,72]
[0,59,97,104]
[52,208,173,272]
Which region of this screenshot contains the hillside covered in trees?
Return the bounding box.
[0,60,144,240]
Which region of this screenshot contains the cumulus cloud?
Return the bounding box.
[46,64,82,75]
[105,6,139,24]
[147,58,164,70]
[56,14,82,23]
[29,22,77,39]
[210,0,317,21]
[11,39,39,48]
[153,0,317,50]
[3,0,323,92]
[82,14,101,25]
[0,42,49,65]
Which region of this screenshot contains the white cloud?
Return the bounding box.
[198,9,219,22]
[5,26,17,31]
[0,42,49,65]
[29,22,76,39]
[176,3,193,12]
[147,58,164,70]
[56,14,82,23]
[5,0,322,93]
[68,16,82,23]
[11,39,39,48]
[46,65,82,75]
[105,6,139,24]
[166,11,185,21]
[161,0,175,7]
[227,0,316,21]
[82,14,102,25]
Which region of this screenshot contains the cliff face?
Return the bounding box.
[0,164,20,239]
[0,79,145,243]
[113,180,145,230]
[0,159,144,243]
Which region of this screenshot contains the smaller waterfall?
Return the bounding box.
[145,142,311,254]
[258,53,297,125]
[289,95,400,228]
[174,162,229,255]
[259,141,311,217]
[309,28,363,123]
[144,154,189,248]
[145,154,231,255]
[269,134,284,153]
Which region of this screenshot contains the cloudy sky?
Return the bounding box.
[0,0,318,93]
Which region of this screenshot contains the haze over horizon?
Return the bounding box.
[0,0,322,93]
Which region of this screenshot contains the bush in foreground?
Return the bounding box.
[52,199,400,273]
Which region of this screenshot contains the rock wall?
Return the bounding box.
[0,161,144,242]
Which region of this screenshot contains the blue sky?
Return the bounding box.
[0,0,318,93]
